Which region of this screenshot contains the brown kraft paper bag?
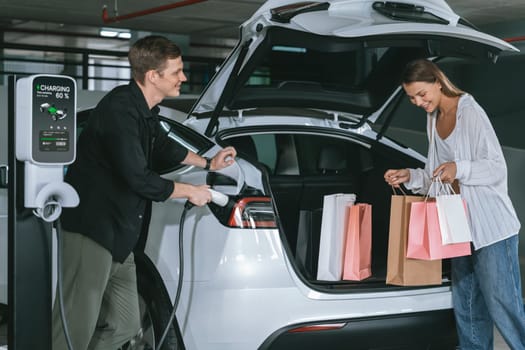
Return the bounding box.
[386,193,442,286]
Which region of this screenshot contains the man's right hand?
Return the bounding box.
[187,184,213,207]
[170,183,212,207]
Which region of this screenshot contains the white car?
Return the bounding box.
[1,0,518,349]
[134,1,517,349]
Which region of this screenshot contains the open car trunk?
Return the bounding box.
[226,129,450,289]
[200,0,517,291]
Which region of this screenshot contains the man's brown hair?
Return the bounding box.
[128,35,182,84]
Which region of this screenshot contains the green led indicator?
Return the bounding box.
[36,84,41,91]
[48,106,58,114]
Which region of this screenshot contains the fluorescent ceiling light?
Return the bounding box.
[99,28,131,39]
[118,32,131,39]
[100,29,118,38]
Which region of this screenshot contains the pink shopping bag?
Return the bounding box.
[407,200,471,260]
[342,203,372,280]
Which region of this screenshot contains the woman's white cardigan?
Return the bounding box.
[405,94,520,249]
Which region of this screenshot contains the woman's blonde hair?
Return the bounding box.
[402,59,464,97]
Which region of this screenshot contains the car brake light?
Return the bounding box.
[227,197,277,229]
[287,323,347,333]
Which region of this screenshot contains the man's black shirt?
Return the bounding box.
[61,80,188,262]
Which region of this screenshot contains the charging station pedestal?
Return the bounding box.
[7,74,78,349]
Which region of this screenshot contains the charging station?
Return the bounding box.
[7,74,79,349]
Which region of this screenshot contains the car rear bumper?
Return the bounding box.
[259,309,457,350]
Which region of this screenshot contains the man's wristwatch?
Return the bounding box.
[204,157,212,171]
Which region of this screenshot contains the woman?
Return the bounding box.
[384,59,525,349]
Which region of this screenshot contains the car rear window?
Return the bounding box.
[245,46,371,91]
[230,27,428,114]
[226,26,505,117]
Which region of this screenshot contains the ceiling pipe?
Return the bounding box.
[102,0,208,24]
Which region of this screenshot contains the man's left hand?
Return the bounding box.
[211,146,237,171]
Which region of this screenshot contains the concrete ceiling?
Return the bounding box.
[0,0,266,51]
[2,0,525,53]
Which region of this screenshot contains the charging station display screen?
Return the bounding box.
[31,76,76,163]
[39,130,69,152]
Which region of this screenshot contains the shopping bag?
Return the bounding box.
[407,200,471,260]
[317,193,356,281]
[436,193,472,244]
[342,203,372,281]
[295,208,323,280]
[386,192,442,286]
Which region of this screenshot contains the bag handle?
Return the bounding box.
[391,185,406,196]
[426,175,456,200]
[428,118,457,198]
[436,176,456,195]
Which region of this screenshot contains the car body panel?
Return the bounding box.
[255,1,514,52]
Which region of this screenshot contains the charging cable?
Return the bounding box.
[54,218,75,350]
[32,187,78,350]
[32,199,75,350]
[155,200,192,350]
[155,189,228,350]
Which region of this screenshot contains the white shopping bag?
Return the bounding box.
[436,193,472,244]
[317,193,356,281]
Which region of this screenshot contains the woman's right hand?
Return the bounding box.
[384,169,410,187]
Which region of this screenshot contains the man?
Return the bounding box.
[52,35,236,350]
